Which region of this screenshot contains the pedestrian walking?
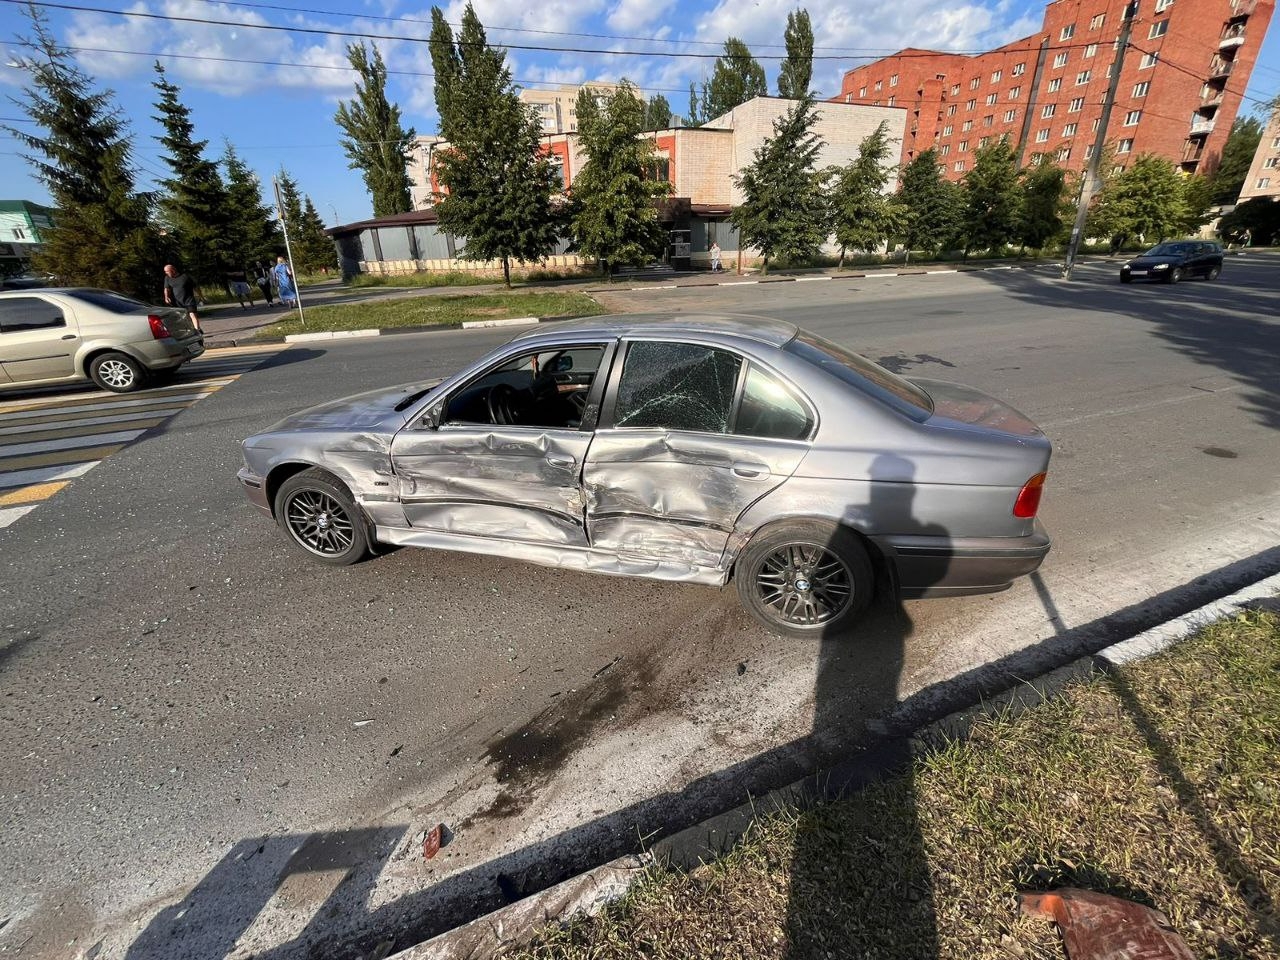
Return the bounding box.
[272,256,297,308]
[162,264,201,332]
[229,273,254,310]
[710,241,722,273]
[256,269,275,306]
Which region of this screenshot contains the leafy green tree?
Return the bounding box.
[570,81,670,275]
[429,7,461,126]
[221,141,280,271]
[1,4,162,299]
[686,82,701,128]
[1016,159,1068,250]
[701,38,767,120]
[296,196,337,273]
[152,62,233,286]
[897,148,963,255]
[1179,174,1214,235]
[427,4,562,286]
[334,43,415,217]
[777,9,813,99]
[960,139,1022,253]
[1209,116,1263,204]
[731,95,828,273]
[644,94,672,130]
[1087,153,1188,249]
[829,121,906,265]
[575,86,601,132]
[1217,196,1280,245]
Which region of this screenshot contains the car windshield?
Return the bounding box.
[68,289,154,313]
[1145,243,1195,257]
[784,331,935,421]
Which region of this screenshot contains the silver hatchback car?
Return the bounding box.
[0,288,204,393]
[239,315,1051,637]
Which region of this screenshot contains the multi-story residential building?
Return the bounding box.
[1237,106,1280,199]
[0,200,55,277]
[519,82,620,134]
[834,0,1275,181]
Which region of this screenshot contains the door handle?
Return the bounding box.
[546,455,576,468]
[732,461,769,479]
[60,334,76,340]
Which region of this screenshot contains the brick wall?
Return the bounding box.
[1238,107,1280,200]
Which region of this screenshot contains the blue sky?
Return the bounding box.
[2,0,1278,225]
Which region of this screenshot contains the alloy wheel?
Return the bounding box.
[285,489,356,556]
[755,542,853,626]
[99,359,135,388]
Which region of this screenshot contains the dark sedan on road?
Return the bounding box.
[238,316,1052,638]
[1120,241,1224,284]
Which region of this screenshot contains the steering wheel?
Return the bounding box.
[487,383,520,425]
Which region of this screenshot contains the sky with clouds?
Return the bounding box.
[2,0,1278,225]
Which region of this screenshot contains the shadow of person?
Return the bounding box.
[784,453,950,958]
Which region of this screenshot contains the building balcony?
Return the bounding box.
[1209,59,1235,78]
[1190,117,1216,136]
[1228,0,1255,18]
[1219,33,1246,50]
[1183,140,1205,163]
[1201,91,1224,109]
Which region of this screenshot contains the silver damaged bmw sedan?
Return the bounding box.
[238,315,1051,637]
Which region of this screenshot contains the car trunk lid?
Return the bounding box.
[911,378,1045,439]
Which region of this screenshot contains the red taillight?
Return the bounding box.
[148,313,171,339]
[1013,472,1046,518]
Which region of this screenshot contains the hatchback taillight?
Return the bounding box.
[1013,472,1046,518]
[148,314,171,339]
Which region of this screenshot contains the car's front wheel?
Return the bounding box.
[735,520,873,639]
[1167,266,1184,284]
[89,352,145,393]
[275,468,370,565]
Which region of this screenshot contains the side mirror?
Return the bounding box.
[420,403,443,429]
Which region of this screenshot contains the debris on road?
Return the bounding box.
[353,718,376,728]
[593,656,622,679]
[737,661,747,676]
[423,823,443,860]
[1020,888,1195,959]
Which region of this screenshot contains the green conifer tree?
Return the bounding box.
[829,121,906,265]
[333,43,416,217]
[296,196,337,274]
[221,141,281,272]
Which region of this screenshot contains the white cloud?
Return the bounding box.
[606,0,676,33]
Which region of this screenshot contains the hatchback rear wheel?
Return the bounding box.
[1205,265,1221,281]
[274,468,370,565]
[89,352,145,393]
[735,520,873,639]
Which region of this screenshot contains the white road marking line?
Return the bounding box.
[0,390,222,422]
[0,379,234,413]
[0,461,99,490]
[875,272,899,277]
[722,280,759,285]
[0,429,147,458]
[0,409,185,437]
[0,504,39,529]
[1040,384,1245,429]
[928,269,959,274]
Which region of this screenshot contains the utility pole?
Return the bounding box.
[1062,2,1136,279]
[272,175,307,328]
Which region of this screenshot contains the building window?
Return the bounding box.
[1084,43,1098,58]
[859,85,867,97]
[1117,138,1134,153]
[951,83,961,95]
[1106,62,1115,78]
[955,160,966,171]
[943,124,953,136]
[1054,52,1069,68]
[890,73,899,86]
[1060,23,1075,39]
[1272,136,1280,148]
[1154,0,1173,8]
[1089,12,1105,29]
[948,104,957,116]
[1112,164,1126,174]
[1057,146,1071,161]
[1013,62,1026,76]
[983,114,994,127]
[1140,52,1159,68]
[1042,103,1057,118]
[1092,117,1101,131]
[1077,70,1092,85]
[1009,86,1022,99]
[992,69,1003,82]
[1148,19,1168,37]
[1036,128,1050,142]
[888,96,896,106]
[1063,122,1078,136]
[1124,110,1141,125]
[941,143,951,155]
[962,119,973,131]
[1069,97,1084,112]
[980,136,992,147]
[986,92,998,105]
[1085,144,1095,158]
[971,76,981,90]
[1048,78,1062,92]
[1005,109,1018,122]
[1258,177,1271,188]
[1133,81,1150,97]
[966,98,976,110]
[1264,157,1280,169]
[960,140,969,151]
[846,94,854,103]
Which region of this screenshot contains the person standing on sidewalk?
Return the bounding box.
[162,264,202,332]
[272,256,297,308]
[256,269,274,306]
[710,241,722,273]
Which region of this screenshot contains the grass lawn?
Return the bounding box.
[513,608,1280,959]
[255,290,605,338]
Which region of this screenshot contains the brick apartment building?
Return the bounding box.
[1237,106,1280,199]
[834,0,1275,181]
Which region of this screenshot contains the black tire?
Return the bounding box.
[1120,275,1132,283]
[1205,265,1221,281]
[274,468,370,566]
[735,520,874,639]
[89,352,146,393]
[1167,266,1184,284]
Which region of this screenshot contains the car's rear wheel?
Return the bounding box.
[1167,267,1184,284]
[1205,265,1221,281]
[275,468,370,565]
[89,352,145,393]
[735,520,873,639]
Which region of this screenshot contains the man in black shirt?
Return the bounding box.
[162,264,202,331]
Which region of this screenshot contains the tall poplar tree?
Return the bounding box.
[701,38,768,120]
[829,121,906,265]
[570,82,670,275]
[152,62,231,285]
[686,81,702,127]
[221,141,280,271]
[2,4,161,299]
[334,43,416,217]
[731,95,828,273]
[777,9,814,98]
[644,94,672,130]
[427,3,563,285]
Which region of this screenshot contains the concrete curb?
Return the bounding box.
[618,259,1055,291]
[460,316,540,330]
[283,328,381,343]
[385,569,1280,960]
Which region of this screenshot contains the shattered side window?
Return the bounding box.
[613,341,742,433]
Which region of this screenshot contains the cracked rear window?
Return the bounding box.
[785,332,934,421]
[613,341,741,433]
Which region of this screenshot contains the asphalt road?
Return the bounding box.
[2,256,1278,959]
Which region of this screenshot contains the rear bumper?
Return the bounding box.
[130,335,205,371]
[873,520,1051,599]
[237,467,273,518]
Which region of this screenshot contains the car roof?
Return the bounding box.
[508,313,799,348]
[0,287,118,296]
